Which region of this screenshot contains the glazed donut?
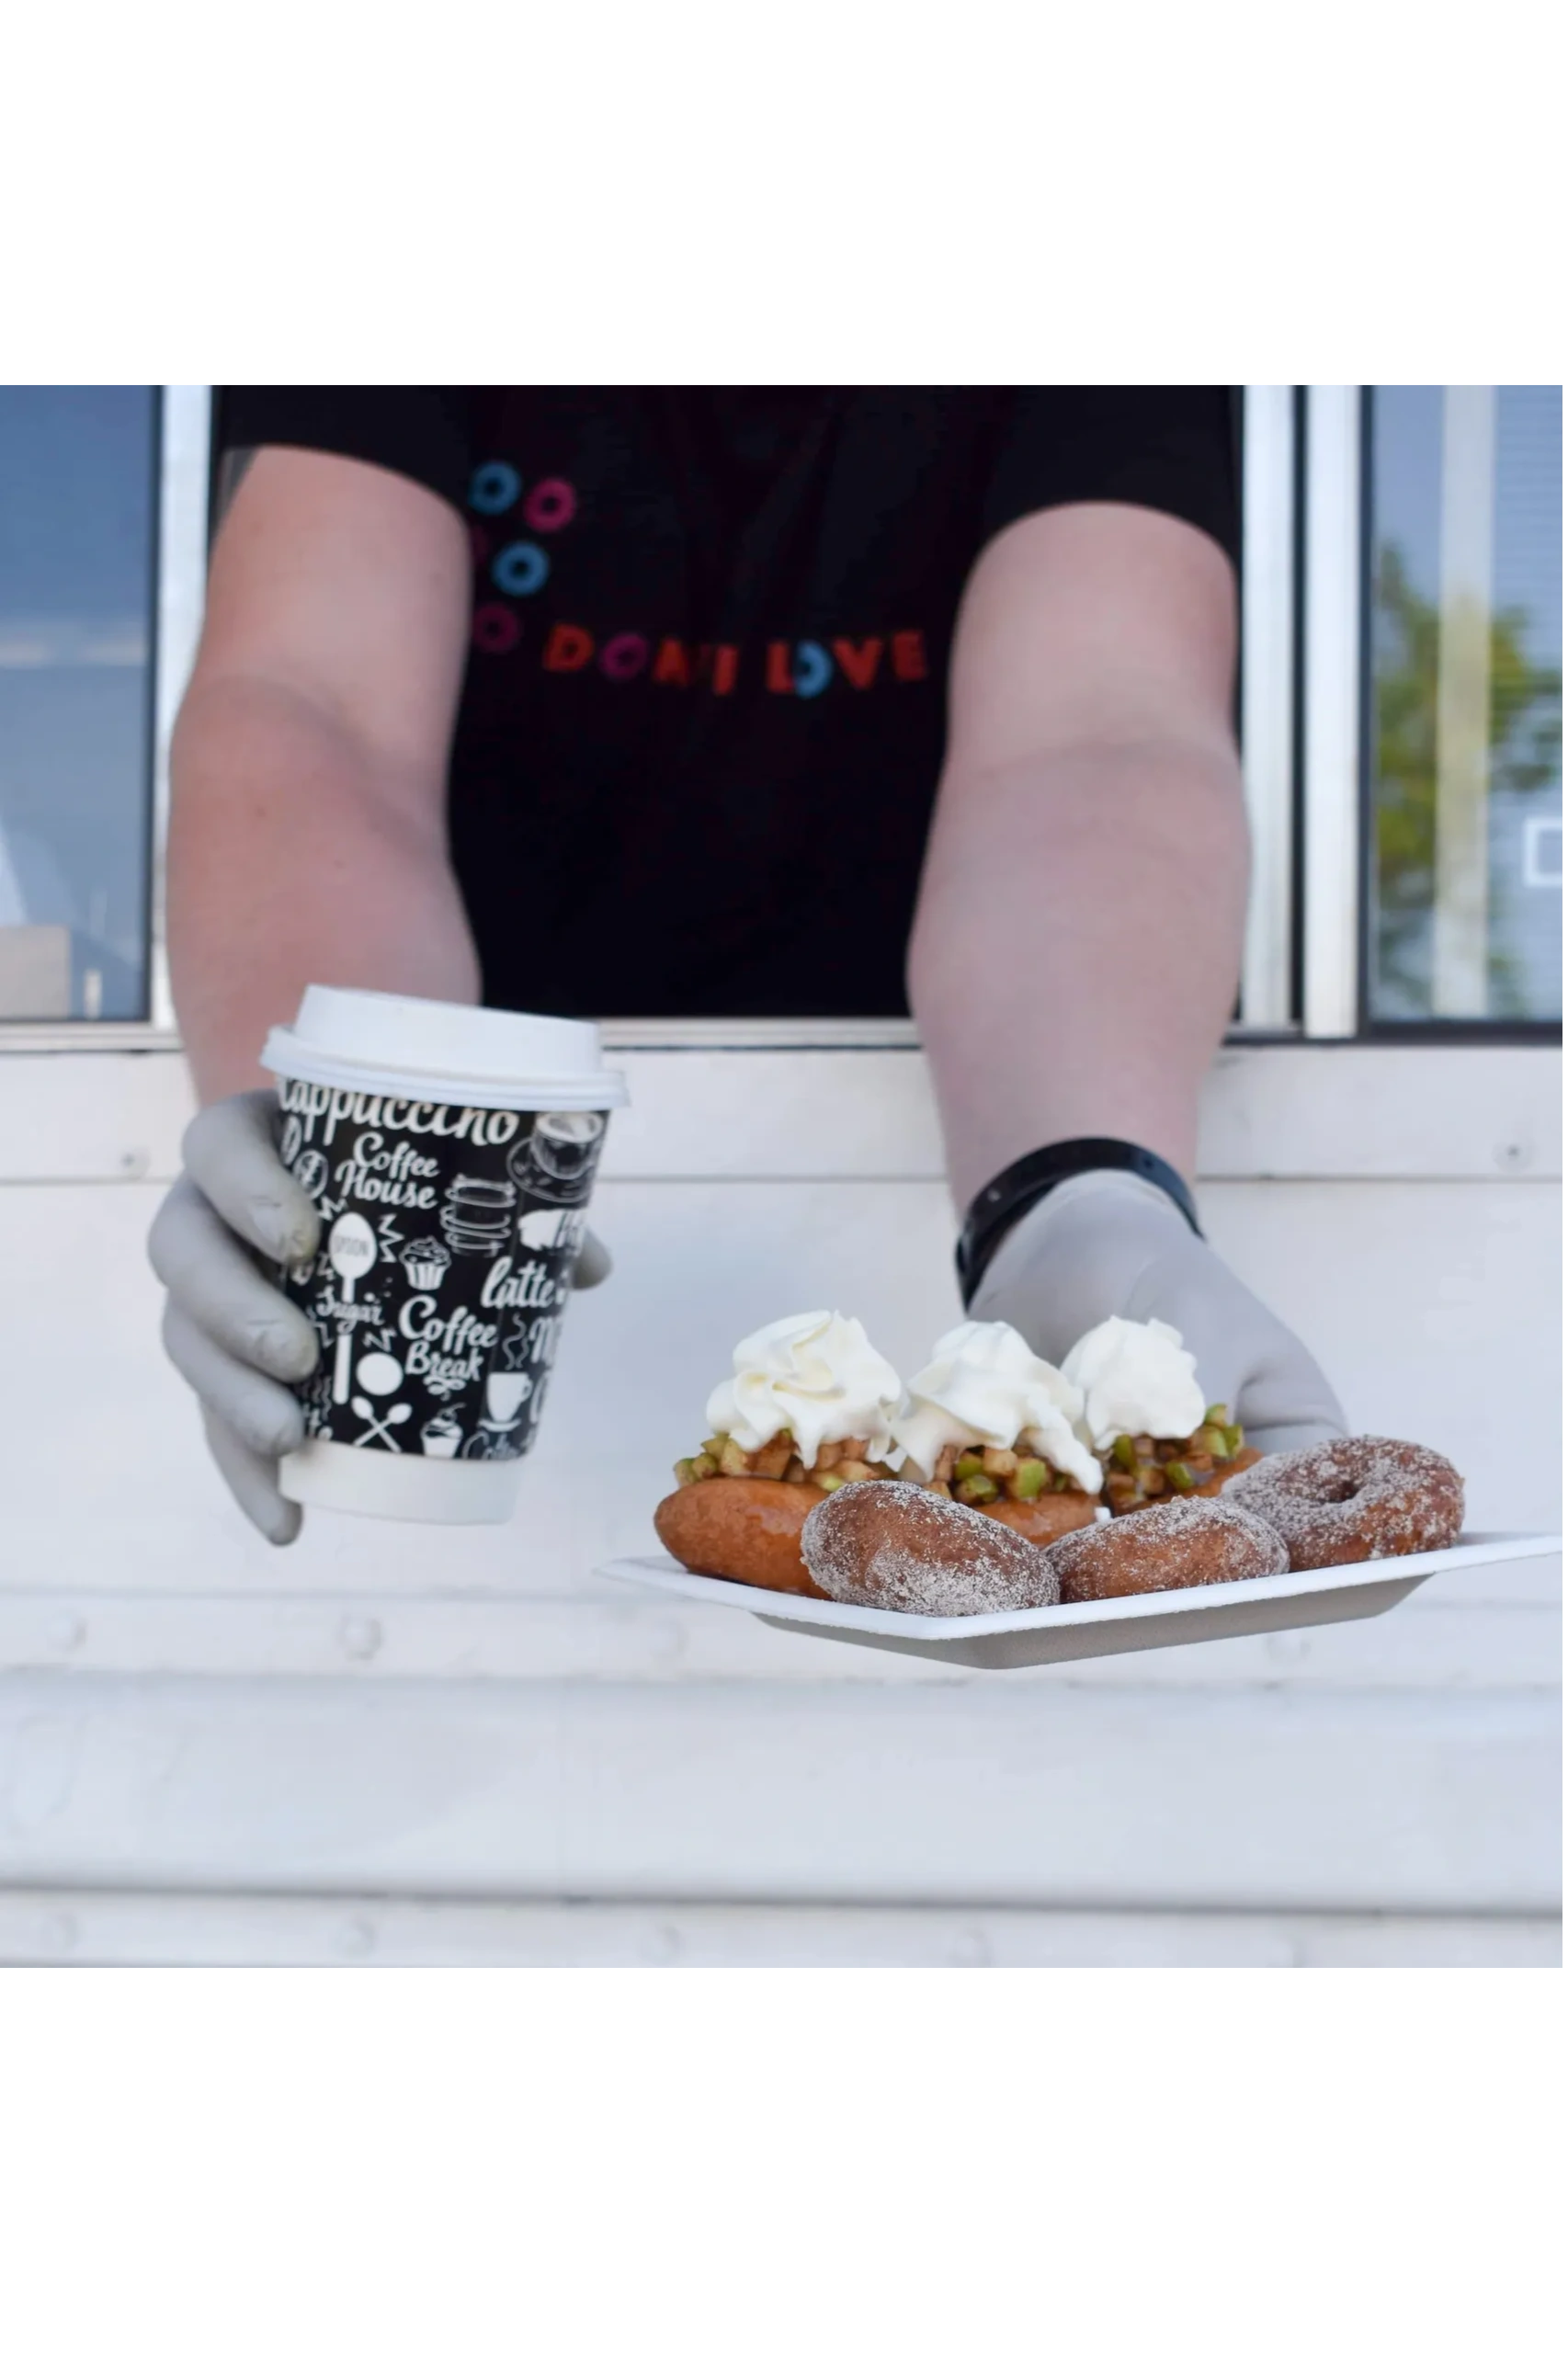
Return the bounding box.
[801,1479,1061,1616]
[654,1477,827,1597]
[1221,1436,1463,1573]
[1048,1497,1289,1604]
[977,1490,1099,1545]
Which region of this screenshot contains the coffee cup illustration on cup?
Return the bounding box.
[508,1111,605,1207]
[484,1370,532,1427]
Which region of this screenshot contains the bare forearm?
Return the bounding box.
[167,675,479,1104]
[908,734,1249,1208]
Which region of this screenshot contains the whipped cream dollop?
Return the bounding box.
[1060,1315,1205,1450]
[892,1321,1102,1494]
[706,1310,904,1466]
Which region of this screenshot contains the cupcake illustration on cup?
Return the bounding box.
[400,1235,451,1292]
[421,1407,463,1459]
[509,1112,605,1208]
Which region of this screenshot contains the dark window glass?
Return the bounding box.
[0,386,158,1019]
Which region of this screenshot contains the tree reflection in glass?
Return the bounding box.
[1369,386,1561,1025]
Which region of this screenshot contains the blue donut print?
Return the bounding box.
[794,640,833,699]
[470,461,521,516]
[493,541,551,597]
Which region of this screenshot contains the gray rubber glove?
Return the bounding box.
[148,1088,612,1544]
[969,1169,1346,1454]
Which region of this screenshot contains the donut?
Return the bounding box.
[978,1490,1099,1545]
[653,1477,827,1597]
[1221,1437,1463,1573]
[801,1480,1062,1616]
[1047,1497,1289,1603]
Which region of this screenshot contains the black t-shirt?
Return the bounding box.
[217,387,1238,1018]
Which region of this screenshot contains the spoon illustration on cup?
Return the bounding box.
[327,1211,379,1404]
[351,1396,413,1449]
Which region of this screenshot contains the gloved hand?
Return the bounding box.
[969,1169,1346,1454]
[148,1089,612,1544]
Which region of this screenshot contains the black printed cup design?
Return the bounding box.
[511,1110,605,1204]
[273,1079,608,1464]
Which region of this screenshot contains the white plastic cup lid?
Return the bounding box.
[261,986,628,1111]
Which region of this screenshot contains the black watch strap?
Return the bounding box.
[956,1137,1202,1308]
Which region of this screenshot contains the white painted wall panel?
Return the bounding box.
[0,1674,1557,1911]
[0,1043,1559,1185]
[0,1589,1556,1689]
[0,1890,1556,1971]
[0,1045,1559,1958]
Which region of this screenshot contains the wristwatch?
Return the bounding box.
[955,1137,1203,1308]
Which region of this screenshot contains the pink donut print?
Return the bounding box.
[523,478,578,534]
[472,603,521,655]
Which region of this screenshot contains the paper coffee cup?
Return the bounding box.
[260,987,627,1524]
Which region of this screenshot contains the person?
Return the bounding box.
[148,387,1344,1543]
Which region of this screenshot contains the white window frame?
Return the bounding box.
[1301,383,1364,1040]
[1236,383,1297,1032]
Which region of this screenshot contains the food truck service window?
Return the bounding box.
[0,386,1558,1051]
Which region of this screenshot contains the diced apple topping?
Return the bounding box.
[673,1430,1099,1509]
[1100,1404,1256,1515]
[672,1432,897,1494]
[920,1438,1088,1509]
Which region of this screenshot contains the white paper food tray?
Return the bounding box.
[597,1531,1559,1670]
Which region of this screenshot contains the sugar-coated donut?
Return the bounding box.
[1221,1436,1463,1573]
[1048,1497,1289,1603]
[977,1490,1099,1544]
[801,1480,1062,1616]
[654,1477,827,1597]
